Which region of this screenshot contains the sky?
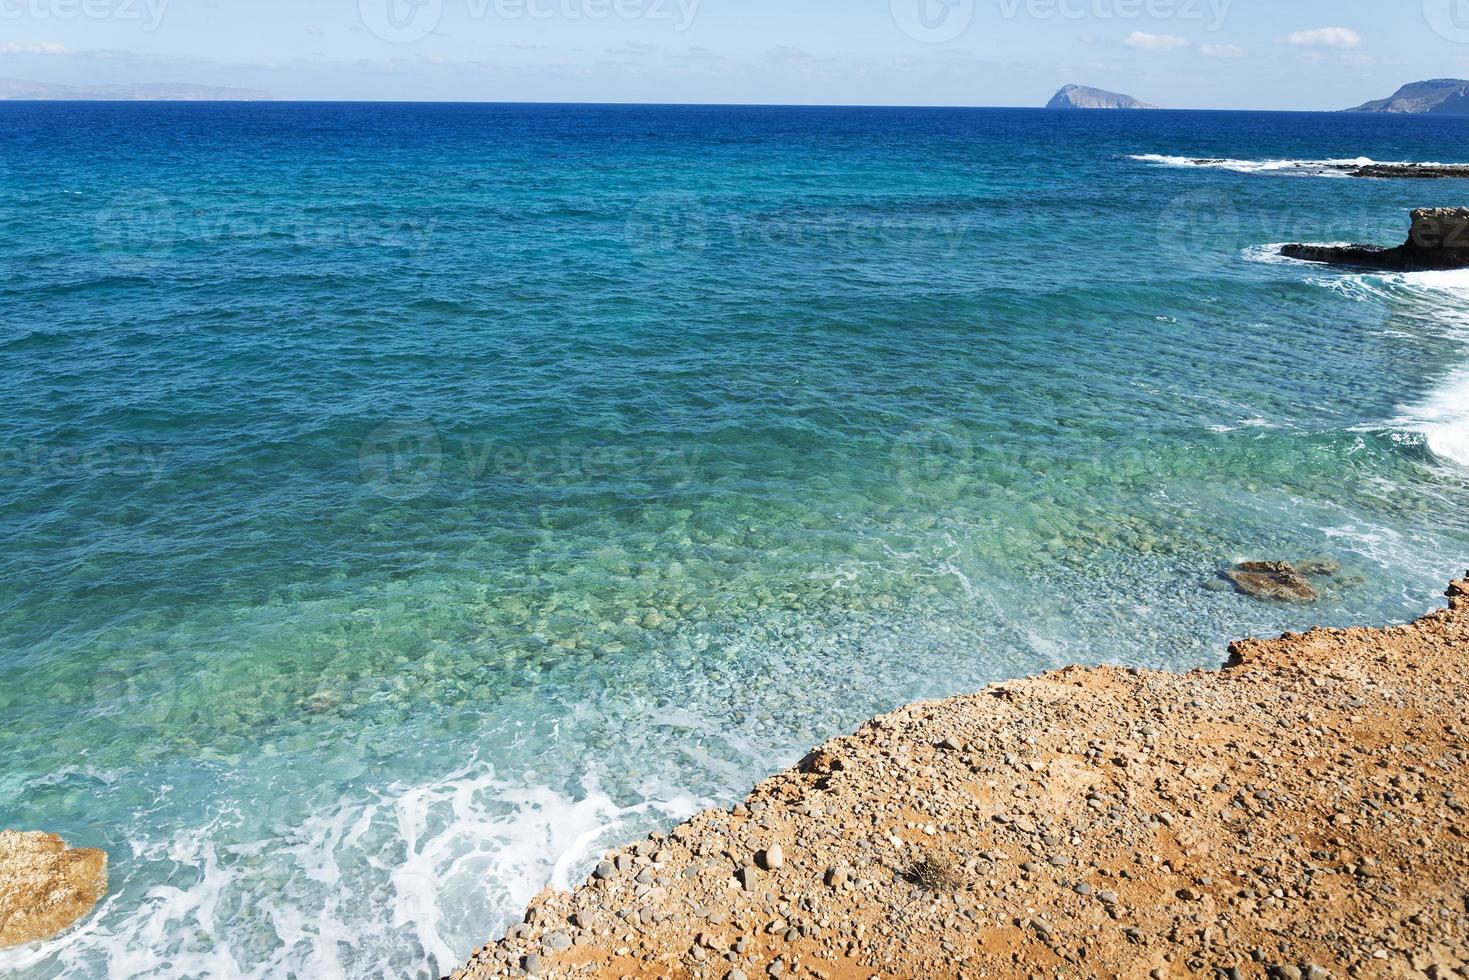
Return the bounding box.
[0,0,1467,108]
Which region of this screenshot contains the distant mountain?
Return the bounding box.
[1045,84,1157,110]
[0,77,271,101]
[1346,79,1469,115]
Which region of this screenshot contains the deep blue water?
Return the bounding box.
[1,103,1467,978]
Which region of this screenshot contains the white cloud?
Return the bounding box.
[1201,44,1247,59]
[1124,32,1190,52]
[1277,27,1362,49]
[0,41,70,55]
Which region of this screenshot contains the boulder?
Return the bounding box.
[1223,562,1320,604]
[1281,208,1469,271]
[0,831,107,949]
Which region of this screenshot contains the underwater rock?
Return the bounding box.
[1224,561,1320,603]
[0,830,107,948]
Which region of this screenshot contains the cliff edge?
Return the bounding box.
[453,577,1469,979]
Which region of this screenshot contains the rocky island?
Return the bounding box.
[1347,79,1469,115]
[450,575,1469,979]
[1282,208,1469,272]
[1045,85,1156,110]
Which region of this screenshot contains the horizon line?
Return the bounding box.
[0,97,1389,113]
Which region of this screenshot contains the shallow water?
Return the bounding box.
[1,104,1467,978]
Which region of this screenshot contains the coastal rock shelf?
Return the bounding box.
[0,831,107,949]
[1282,208,1469,272]
[451,576,1469,979]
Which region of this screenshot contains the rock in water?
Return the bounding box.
[1224,562,1319,604]
[1282,208,1469,272]
[0,831,107,948]
[1044,84,1156,110]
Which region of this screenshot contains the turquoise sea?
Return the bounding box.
[1,103,1467,978]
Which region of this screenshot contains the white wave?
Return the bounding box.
[1395,366,1469,467]
[1130,154,1462,177]
[0,767,702,980]
[1240,243,1356,267]
[1365,268,1469,467]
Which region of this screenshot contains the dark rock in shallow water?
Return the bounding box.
[1281,208,1469,272]
[1348,163,1469,180]
[1224,562,1320,604]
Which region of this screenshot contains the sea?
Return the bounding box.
[1,102,1467,978]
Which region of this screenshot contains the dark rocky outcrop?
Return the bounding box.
[1281,208,1469,272]
[1045,84,1156,110]
[1347,79,1469,115]
[1348,163,1469,180]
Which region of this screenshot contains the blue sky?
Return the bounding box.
[1,0,1466,107]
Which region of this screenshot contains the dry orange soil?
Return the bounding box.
[452,577,1469,980]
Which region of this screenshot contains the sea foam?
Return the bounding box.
[1130,154,1460,177]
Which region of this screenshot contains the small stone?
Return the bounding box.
[544,931,571,952]
[523,953,543,975]
[762,844,784,871]
[1073,882,1092,895]
[593,860,614,880]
